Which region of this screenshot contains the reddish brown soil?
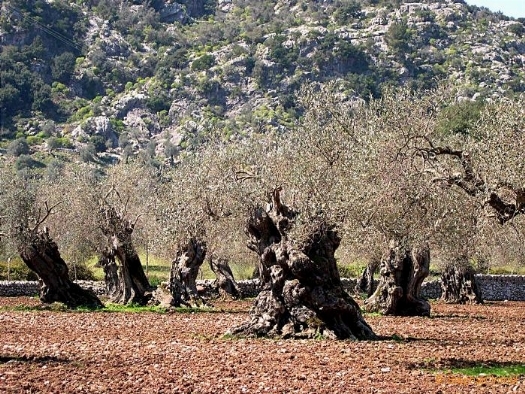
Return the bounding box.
[1,297,524,393]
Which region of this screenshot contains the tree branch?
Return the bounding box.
[31,201,62,233]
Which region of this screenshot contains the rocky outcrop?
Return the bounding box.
[71,116,118,147]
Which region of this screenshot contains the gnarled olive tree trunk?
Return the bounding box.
[101,206,151,305]
[169,238,207,307]
[364,239,430,316]
[19,228,103,309]
[229,188,376,340]
[209,255,242,299]
[441,261,483,304]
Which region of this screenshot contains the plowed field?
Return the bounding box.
[1,297,524,393]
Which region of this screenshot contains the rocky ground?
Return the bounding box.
[0,297,524,393]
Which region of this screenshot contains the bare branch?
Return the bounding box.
[234,170,258,182]
[31,201,62,233]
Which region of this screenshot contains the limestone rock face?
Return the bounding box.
[71,116,118,147]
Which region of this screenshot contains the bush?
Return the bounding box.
[68,262,96,281]
[146,93,172,113]
[191,54,215,71]
[51,52,76,84]
[508,23,524,37]
[79,144,96,162]
[26,135,43,145]
[0,259,38,281]
[8,138,30,157]
[436,100,484,136]
[89,135,107,153]
[15,155,44,171]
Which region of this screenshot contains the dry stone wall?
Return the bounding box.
[1,275,524,301]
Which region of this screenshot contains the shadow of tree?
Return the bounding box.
[0,355,70,364]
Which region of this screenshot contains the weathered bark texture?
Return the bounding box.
[98,249,119,298]
[364,240,430,316]
[209,255,242,299]
[229,188,377,340]
[19,228,103,309]
[357,259,379,297]
[169,238,207,307]
[101,206,151,305]
[441,264,483,304]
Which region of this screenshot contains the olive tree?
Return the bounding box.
[0,167,102,308]
[47,162,159,305]
[412,92,525,300]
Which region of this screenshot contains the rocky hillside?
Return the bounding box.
[0,0,524,168]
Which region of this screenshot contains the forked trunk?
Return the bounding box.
[357,259,379,297]
[364,239,430,316]
[229,188,376,340]
[19,228,103,309]
[441,263,483,304]
[111,234,151,305]
[209,255,242,299]
[169,238,207,307]
[101,206,151,305]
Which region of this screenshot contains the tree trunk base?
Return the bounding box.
[364,240,430,317]
[40,280,103,309]
[20,229,103,309]
[229,188,376,340]
[210,256,242,299]
[441,264,483,304]
[101,206,152,305]
[99,249,119,298]
[169,238,208,307]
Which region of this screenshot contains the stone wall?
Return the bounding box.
[1,275,524,301]
[0,280,107,297]
[474,275,525,301]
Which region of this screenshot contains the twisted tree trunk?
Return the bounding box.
[364,239,430,316]
[169,238,207,307]
[101,206,151,305]
[441,263,483,304]
[210,255,242,299]
[229,188,376,340]
[19,228,103,309]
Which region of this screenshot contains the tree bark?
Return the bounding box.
[209,255,242,299]
[169,238,207,307]
[101,206,151,305]
[98,249,119,298]
[441,263,483,304]
[229,188,377,340]
[364,239,430,316]
[357,259,379,297]
[19,228,103,309]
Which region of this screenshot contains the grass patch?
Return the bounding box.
[96,303,169,313]
[81,253,256,283]
[450,363,525,377]
[2,302,241,314]
[410,358,525,377]
[337,262,367,278]
[486,266,525,275]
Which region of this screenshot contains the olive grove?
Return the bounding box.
[1,86,523,321]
